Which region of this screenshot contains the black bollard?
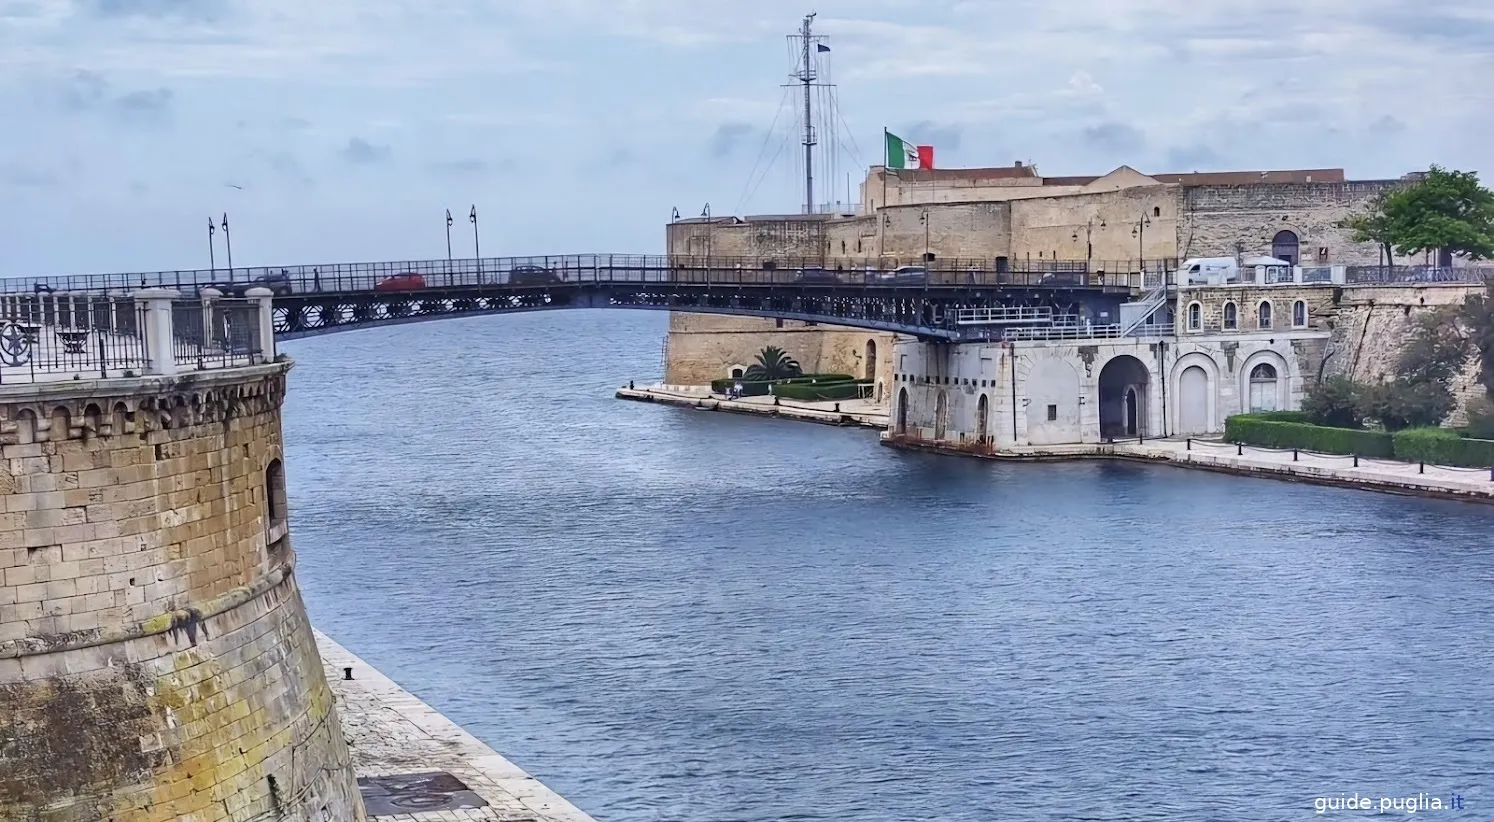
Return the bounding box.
[834,402,840,412]
[1237,443,1243,456]
[343,667,353,681]
[1353,454,1359,467]
[1186,438,1192,450]
[1292,449,1298,462]
[1419,462,1425,474]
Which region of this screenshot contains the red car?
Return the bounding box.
[374,273,426,292]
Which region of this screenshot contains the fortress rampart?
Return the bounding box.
[0,357,363,820]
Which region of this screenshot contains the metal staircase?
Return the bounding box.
[1119,286,1170,336]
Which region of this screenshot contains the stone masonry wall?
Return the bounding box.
[663,312,897,396]
[1179,181,1401,264]
[0,363,364,822]
[1327,284,1486,422]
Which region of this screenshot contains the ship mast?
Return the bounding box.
[793,12,821,215]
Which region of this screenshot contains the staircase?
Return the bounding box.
[1119,286,1170,336]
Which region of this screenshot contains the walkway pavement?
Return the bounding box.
[617,383,889,429]
[317,630,596,822]
[1113,437,1494,502]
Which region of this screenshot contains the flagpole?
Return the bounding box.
[880,127,888,262]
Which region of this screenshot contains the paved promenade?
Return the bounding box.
[316,631,597,822]
[1114,437,1494,503]
[617,383,890,429]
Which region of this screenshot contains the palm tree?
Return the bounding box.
[744,345,802,381]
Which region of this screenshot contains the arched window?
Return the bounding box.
[1223,301,1238,330]
[1257,301,1273,330]
[1272,230,1300,265]
[1292,299,1307,327]
[1153,206,1161,217]
[1187,301,1202,331]
[265,458,288,563]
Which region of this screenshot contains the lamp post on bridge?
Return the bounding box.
[701,203,711,263]
[920,209,930,262]
[221,213,233,280]
[1072,217,1105,274]
[445,209,454,262]
[207,217,216,273]
[469,205,481,279]
[1132,213,1151,282]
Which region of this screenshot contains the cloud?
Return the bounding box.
[339,137,390,164]
[708,123,755,158]
[53,71,173,123]
[1164,144,1225,172]
[0,164,58,187]
[115,88,173,119]
[427,158,493,176]
[71,0,233,21]
[902,122,963,152]
[1080,122,1145,155]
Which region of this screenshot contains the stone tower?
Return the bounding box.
[0,290,364,821]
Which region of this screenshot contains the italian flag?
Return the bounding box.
[885,131,934,170]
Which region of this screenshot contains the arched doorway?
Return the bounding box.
[1178,365,1210,434]
[934,391,948,440]
[1098,355,1149,439]
[1248,363,1280,412]
[976,394,989,443]
[864,339,877,380]
[1272,230,1299,265]
[896,388,909,433]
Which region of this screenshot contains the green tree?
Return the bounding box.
[1337,191,1398,270]
[1465,396,1494,439]
[1358,378,1456,432]
[1387,166,1494,262]
[744,345,802,381]
[1301,377,1364,428]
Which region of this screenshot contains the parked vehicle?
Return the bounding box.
[374,273,426,292]
[1038,271,1087,287]
[509,265,562,285]
[794,267,840,284]
[240,272,293,296]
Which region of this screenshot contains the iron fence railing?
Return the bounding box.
[1345,265,1494,285]
[172,298,265,371]
[1,254,1181,296]
[0,294,150,383]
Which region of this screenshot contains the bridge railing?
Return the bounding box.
[4,254,1169,295]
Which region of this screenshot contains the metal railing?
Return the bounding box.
[2,253,1177,296]
[1345,265,1494,285]
[0,294,150,383]
[172,298,265,371]
[955,306,1055,325]
[956,322,1176,342]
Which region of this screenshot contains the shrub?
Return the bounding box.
[1465,396,1494,440]
[1224,414,1395,458]
[709,373,858,396]
[1246,411,1311,423]
[770,380,869,401]
[1359,378,1456,431]
[1393,427,1494,468]
[1301,377,1364,428]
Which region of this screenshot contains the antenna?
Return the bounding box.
[793,12,821,215]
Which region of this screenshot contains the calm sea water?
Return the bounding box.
[283,311,1493,822]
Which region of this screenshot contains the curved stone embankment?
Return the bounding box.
[616,384,889,429]
[879,434,1494,505]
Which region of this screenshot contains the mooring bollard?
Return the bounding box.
[1237,443,1243,456]
[1419,462,1425,474]
[343,667,353,681]
[1138,434,1144,444]
[1293,449,1298,462]
[1353,454,1359,467]
[1186,438,1192,450]
[834,402,840,412]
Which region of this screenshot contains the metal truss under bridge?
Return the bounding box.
[5,254,1137,342]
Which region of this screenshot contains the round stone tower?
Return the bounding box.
[0,290,364,821]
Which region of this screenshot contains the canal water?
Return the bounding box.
[284,311,1492,822]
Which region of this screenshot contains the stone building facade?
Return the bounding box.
[0,363,364,822]
[663,163,1420,390]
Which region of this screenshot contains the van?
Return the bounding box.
[1179,257,1240,285]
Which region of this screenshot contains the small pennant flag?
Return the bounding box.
[816,43,830,52]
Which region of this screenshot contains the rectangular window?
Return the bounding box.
[775,318,784,328]
[1047,404,1058,421]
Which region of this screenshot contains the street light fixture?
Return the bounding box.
[221,213,233,279]
[207,217,216,273]
[920,209,930,261]
[1131,214,1152,275]
[445,209,454,261]
[469,205,480,278]
[1071,217,1105,271]
[702,203,711,261]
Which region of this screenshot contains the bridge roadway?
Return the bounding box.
[9,254,1140,342]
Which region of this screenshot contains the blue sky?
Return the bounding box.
[1,0,1490,277]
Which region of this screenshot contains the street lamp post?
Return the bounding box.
[921,209,930,261]
[469,205,480,278]
[701,203,712,265]
[445,209,454,261]
[1071,217,1105,272]
[1132,214,1152,281]
[208,217,217,273]
[221,213,233,279]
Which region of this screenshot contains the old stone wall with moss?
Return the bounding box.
[0,363,364,822]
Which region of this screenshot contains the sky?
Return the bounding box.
[1,0,1491,277]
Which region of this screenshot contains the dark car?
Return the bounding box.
[1039,271,1086,287]
[877,265,928,284]
[240,272,293,296]
[510,265,562,286]
[794,267,841,284]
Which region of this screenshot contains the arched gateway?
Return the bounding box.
[1098,355,1149,439]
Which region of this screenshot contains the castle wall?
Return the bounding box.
[1007,186,1178,267]
[1179,182,1401,265]
[0,364,363,822]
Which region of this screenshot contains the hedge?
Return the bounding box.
[708,373,858,396]
[1392,428,1494,468]
[1224,414,1395,458]
[1246,411,1311,424]
[769,380,870,401]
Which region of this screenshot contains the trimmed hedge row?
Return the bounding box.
[709,373,855,396]
[770,379,871,401]
[1225,414,1494,466]
[1223,415,1395,458]
[1393,428,1494,468]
